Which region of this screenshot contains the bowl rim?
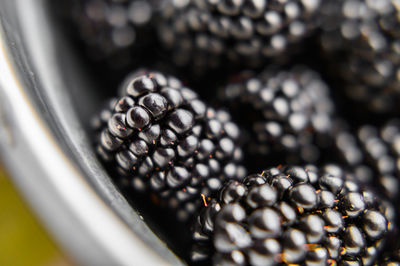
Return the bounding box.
[0,1,183,265]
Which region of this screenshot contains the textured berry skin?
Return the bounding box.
[219,66,334,165]
[335,119,400,201]
[192,165,396,265]
[380,249,400,265]
[68,0,159,66]
[93,71,246,222]
[158,0,321,70]
[319,0,400,113]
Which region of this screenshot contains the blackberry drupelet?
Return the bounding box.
[380,248,400,265]
[219,66,334,166]
[319,0,400,113]
[68,0,160,67]
[192,165,396,265]
[335,119,400,201]
[93,70,246,222]
[158,0,321,71]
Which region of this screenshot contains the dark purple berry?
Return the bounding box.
[65,0,158,68]
[108,113,133,138]
[335,119,400,201]
[319,0,400,113]
[138,93,168,119]
[126,106,151,130]
[167,109,195,135]
[158,0,321,70]
[219,66,335,166]
[192,165,395,265]
[93,71,246,222]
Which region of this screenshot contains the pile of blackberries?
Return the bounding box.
[92,71,245,222]
[57,0,400,264]
[192,166,395,265]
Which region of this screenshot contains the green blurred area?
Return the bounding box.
[0,165,73,266]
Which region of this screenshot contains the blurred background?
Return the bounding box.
[0,165,72,266]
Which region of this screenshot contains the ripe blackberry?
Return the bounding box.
[335,119,400,201]
[380,249,400,265]
[93,70,246,222]
[319,0,400,113]
[192,165,396,265]
[219,66,334,166]
[158,0,321,70]
[67,0,160,67]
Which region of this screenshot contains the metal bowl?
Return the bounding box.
[0,0,183,265]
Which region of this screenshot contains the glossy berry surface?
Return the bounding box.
[192,165,396,265]
[93,71,246,222]
[319,0,400,114]
[335,119,400,201]
[158,0,321,70]
[66,0,160,68]
[219,66,335,166]
[380,248,400,265]
[50,1,400,263]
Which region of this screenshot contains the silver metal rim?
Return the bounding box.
[0,0,183,265]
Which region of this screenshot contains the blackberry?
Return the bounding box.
[319,0,400,113]
[93,70,246,222]
[380,249,400,265]
[192,165,396,265]
[158,0,321,71]
[219,66,335,166]
[335,119,400,201]
[67,0,160,67]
